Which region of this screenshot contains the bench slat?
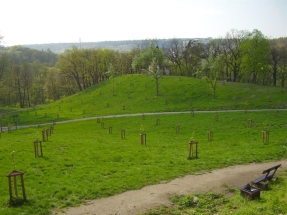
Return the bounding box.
[262,164,281,174]
[252,164,281,184]
[252,175,267,184]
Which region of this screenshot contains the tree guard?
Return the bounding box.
[33,140,43,157]
[262,130,269,143]
[7,170,27,202]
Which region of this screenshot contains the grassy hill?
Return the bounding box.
[0,75,286,215]
[1,74,286,126]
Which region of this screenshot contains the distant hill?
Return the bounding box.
[22,38,212,54]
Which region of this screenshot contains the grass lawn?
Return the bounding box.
[0,110,287,215]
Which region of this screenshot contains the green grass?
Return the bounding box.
[142,171,287,215]
[0,75,286,214]
[1,74,286,126]
[0,110,287,214]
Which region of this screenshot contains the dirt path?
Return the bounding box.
[55,159,287,215]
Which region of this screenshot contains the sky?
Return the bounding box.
[0,0,286,46]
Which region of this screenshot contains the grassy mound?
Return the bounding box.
[1,74,286,126]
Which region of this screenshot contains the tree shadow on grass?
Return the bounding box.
[7,197,33,208]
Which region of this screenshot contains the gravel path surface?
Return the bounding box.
[55,159,287,215]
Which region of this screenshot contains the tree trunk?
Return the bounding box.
[156,77,159,96]
[73,73,83,91]
[272,63,277,86]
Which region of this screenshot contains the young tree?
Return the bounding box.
[132,45,165,96]
[200,54,224,99]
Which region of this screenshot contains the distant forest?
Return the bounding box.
[22,38,212,53]
[0,29,286,108]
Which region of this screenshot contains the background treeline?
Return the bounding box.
[0,29,286,108]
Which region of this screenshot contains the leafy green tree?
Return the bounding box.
[117,51,134,75]
[57,47,84,91]
[132,45,165,96]
[278,43,287,87]
[270,38,287,87]
[181,40,207,77]
[240,29,270,84]
[269,39,280,86]
[0,53,10,81]
[44,67,63,101]
[200,54,224,99]
[31,60,48,104]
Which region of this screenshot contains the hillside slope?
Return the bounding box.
[2,74,287,125]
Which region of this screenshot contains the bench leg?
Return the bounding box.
[253,181,268,190]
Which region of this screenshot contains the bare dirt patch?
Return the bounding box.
[55,159,287,215]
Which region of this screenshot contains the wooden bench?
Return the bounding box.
[251,164,281,189]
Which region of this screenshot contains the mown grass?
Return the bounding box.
[0,110,287,214]
[1,74,287,126]
[142,171,287,215]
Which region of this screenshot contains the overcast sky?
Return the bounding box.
[1,0,286,46]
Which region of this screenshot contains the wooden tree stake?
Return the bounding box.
[262,130,269,143]
[140,133,146,145]
[208,131,213,141]
[42,130,46,141]
[191,111,194,117]
[121,129,125,139]
[248,119,253,128]
[156,118,160,126]
[176,126,180,134]
[188,141,198,158]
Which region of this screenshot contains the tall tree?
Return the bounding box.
[219,29,248,82]
[132,45,165,96]
[278,43,287,87]
[57,47,84,91]
[182,40,208,77]
[240,29,270,84]
[0,53,10,81]
[163,38,184,75]
[269,38,287,87]
[269,39,281,86]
